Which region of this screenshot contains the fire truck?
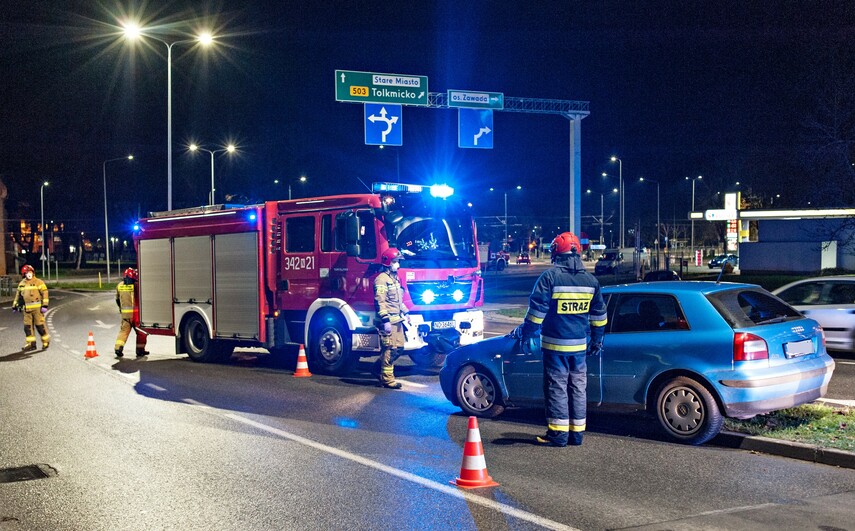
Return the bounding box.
[133,182,485,374]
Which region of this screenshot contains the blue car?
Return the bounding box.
[439,282,835,445]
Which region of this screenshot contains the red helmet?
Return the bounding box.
[123,268,138,281]
[21,264,34,276]
[551,232,582,261]
[380,247,402,267]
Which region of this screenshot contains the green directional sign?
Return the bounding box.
[335,70,429,106]
[447,89,504,110]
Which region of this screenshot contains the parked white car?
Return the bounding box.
[773,276,855,352]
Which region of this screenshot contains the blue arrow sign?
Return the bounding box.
[364,103,402,146]
[458,108,493,149]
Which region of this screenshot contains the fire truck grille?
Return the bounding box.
[406,281,472,305]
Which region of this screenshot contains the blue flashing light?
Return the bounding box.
[421,289,436,304]
[429,184,454,199]
[248,212,257,221]
[372,182,423,194]
[333,417,359,429]
[452,289,464,302]
[132,223,141,232]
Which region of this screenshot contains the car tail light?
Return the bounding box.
[734,332,768,361]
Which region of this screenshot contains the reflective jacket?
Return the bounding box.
[523,254,607,354]
[374,270,408,325]
[14,277,49,311]
[116,281,135,320]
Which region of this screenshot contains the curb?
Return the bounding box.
[714,430,855,469]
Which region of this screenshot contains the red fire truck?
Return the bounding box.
[133,182,485,374]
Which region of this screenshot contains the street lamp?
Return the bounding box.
[490,185,522,249]
[103,155,134,283]
[189,143,236,205]
[609,156,624,248]
[289,175,307,200]
[123,23,215,211]
[40,181,48,278]
[586,188,618,246]
[640,177,660,270]
[686,175,703,254]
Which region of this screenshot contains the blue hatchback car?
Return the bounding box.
[439,282,835,445]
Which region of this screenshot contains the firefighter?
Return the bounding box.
[373,247,409,389]
[522,232,607,447]
[114,268,149,358]
[12,264,50,352]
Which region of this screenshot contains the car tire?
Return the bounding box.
[655,376,723,445]
[308,313,355,375]
[496,259,506,272]
[182,314,231,363]
[455,365,504,418]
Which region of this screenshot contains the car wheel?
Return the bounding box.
[309,314,355,375]
[455,365,504,418]
[655,376,723,445]
[409,347,446,368]
[182,314,230,363]
[496,259,506,272]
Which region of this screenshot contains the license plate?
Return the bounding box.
[784,339,814,358]
[433,320,455,330]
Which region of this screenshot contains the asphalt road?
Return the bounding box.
[1,289,854,530]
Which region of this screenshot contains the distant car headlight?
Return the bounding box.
[421,290,436,304]
[452,289,464,302]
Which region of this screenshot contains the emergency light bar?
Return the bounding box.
[372,182,455,198]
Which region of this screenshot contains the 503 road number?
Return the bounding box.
[350,86,369,97]
[283,256,315,271]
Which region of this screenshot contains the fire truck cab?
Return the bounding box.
[134,182,485,375]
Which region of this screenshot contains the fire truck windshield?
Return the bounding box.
[391,210,477,269]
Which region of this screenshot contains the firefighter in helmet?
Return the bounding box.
[114,267,149,358]
[12,264,50,351]
[373,247,409,389]
[521,232,607,447]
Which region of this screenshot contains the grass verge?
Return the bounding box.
[724,403,855,452]
[496,308,527,320]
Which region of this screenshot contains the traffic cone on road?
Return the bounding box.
[293,344,312,378]
[84,331,99,359]
[451,416,499,489]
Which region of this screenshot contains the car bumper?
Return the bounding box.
[715,357,835,418]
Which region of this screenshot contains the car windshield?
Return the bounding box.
[389,200,478,269]
[601,252,618,260]
[706,288,802,328]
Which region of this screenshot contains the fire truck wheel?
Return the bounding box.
[182,313,229,363]
[308,313,355,375]
[409,348,446,368]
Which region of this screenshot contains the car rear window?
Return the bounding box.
[706,288,801,329]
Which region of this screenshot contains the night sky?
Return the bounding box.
[2,1,853,244]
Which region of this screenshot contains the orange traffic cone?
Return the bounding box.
[84,331,99,359]
[451,416,499,489]
[293,344,312,377]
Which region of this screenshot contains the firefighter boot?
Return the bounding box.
[136,349,149,358]
[41,339,50,350]
[22,342,37,353]
[115,346,124,358]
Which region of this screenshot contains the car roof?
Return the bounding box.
[603,281,758,295]
[773,275,855,293]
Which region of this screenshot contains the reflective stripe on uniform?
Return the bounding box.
[525,308,545,324]
[589,312,608,327]
[552,286,595,295]
[548,418,586,432]
[541,335,587,353]
[551,292,593,300]
[24,303,42,310]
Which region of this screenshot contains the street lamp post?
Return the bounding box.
[103,155,134,283]
[189,144,236,205]
[686,175,703,255]
[610,156,624,248]
[289,175,307,200]
[640,177,660,270]
[490,186,521,250]
[123,24,215,211]
[39,181,48,278]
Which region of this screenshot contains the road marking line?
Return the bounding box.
[145,383,167,392]
[70,350,81,355]
[836,361,855,365]
[221,412,577,531]
[398,379,427,389]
